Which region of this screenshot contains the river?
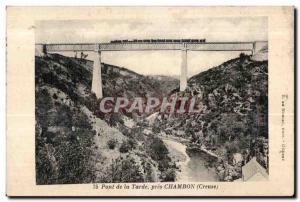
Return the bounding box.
[161,137,219,182]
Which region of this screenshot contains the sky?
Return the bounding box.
[35,17,267,77]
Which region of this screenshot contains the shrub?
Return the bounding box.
[100,156,144,183]
[53,104,73,127]
[152,125,161,134]
[147,137,169,161]
[161,168,176,182]
[36,144,57,184]
[107,139,118,149]
[36,88,52,116]
[225,141,240,163]
[52,93,58,100]
[56,141,95,184]
[119,139,137,153]
[239,52,247,60]
[109,113,124,126]
[144,136,176,181]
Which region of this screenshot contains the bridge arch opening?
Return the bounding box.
[101,50,182,96]
[101,51,182,78]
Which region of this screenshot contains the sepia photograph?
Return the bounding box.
[34,17,268,184]
[6,6,294,197]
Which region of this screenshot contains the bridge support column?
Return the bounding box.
[180,47,187,91]
[252,42,257,55]
[91,50,103,99]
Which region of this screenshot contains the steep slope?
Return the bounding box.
[36,52,269,183]
[147,75,179,96]
[35,54,97,184]
[35,53,177,184]
[102,64,178,98]
[153,53,268,181]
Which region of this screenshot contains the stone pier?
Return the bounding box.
[91,50,103,99]
[180,45,188,91]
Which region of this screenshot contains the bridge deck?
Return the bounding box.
[40,42,257,52]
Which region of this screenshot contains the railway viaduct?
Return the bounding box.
[35,41,267,99]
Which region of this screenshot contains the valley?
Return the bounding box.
[35,49,268,184]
